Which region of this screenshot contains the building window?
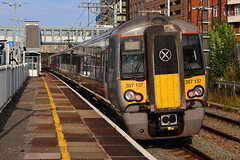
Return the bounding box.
[235,5,240,16]
[224,6,227,16]
[40,30,44,36]
[70,30,76,36]
[62,30,68,36]
[175,0,181,5]
[54,30,60,36]
[175,10,181,15]
[160,4,165,8]
[0,29,5,36]
[228,6,232,16]
[7,30,13,36]
[214,7,218,17]
[46,30,52,36]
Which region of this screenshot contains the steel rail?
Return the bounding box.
[205,111,240,126]
[202,125,240,143]
[181,143,213,160]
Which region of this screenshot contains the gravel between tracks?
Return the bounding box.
[192,133,239,160]
[143,134,239,160]
[143,106,240,160]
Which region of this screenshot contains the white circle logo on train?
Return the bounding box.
[159,48,172,62]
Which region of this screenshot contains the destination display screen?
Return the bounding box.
[124,41,141,51]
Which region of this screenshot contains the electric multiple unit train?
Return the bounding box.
[48,15,208,140]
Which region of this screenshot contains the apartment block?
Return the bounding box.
[227,0,240,40]
[98,0,240,40]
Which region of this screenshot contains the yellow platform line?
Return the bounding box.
[42,77,71,160]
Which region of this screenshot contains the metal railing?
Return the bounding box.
[216,80,240,96]
[0,64,28,112]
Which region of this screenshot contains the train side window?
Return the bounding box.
[182,34,204,76]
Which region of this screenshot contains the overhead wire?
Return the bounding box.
[69,0,97,42]
[53,0,100,45]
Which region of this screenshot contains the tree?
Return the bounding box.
[208,20,238,87]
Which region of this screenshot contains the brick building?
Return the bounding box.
[99,0,128,25]
[128,0,145,19]
[143,0,240,40]
[144,0,190,21]
[226,0,240,40]
[99,0,240,40]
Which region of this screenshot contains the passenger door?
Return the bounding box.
[144,26,185,111]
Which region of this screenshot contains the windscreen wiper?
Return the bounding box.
[132,57,143,80]
[185,63,196,77]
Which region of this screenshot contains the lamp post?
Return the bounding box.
[3,2,27,65]
[167,0,170,16]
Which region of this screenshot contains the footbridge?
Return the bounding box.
[0,21,112,54]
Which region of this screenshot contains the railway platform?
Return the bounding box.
[0,72,155,160]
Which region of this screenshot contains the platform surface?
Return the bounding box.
[0,73,154,160]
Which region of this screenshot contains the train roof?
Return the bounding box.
[63,15,200,54]
[112,15,200,37]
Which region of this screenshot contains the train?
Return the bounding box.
[48,15,208,140]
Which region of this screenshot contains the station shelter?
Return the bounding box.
[25,51,41,77]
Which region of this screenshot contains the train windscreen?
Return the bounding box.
[120,36,145,80]
[182,34,204,77]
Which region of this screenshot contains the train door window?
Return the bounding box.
[27,57,33,69]
[87,55,91,77]
[154,35,178,75]
[120,36,145,80]
[83,55,87,76]
[33,57,38,70]
[100,52,104,81]
[80,56,83,75]
[182,34,204,76]
[96,52,101,80]
[91,54,96,79]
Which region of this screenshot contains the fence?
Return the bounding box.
[215,80,240,96]
[0,64,28,112]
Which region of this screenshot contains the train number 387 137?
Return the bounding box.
[185,79,201,84]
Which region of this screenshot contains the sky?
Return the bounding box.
[0,0,100,27]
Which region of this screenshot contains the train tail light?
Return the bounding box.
[188,91,194,98]
[135,94,142,101]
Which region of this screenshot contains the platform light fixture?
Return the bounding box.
[2,2,27,65]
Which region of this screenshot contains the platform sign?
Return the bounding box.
[9,41,14,47]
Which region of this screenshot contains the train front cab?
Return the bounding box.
[121,23,206,139]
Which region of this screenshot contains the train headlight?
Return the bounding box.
[124,90,143,102]
[194,86,204,96]
[187,85,204,98]
[124,90,136,101]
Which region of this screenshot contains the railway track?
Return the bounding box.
[180,143,213,160]
[203,111,240,143]
[205,111,240,126]
[140,139,214,160]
